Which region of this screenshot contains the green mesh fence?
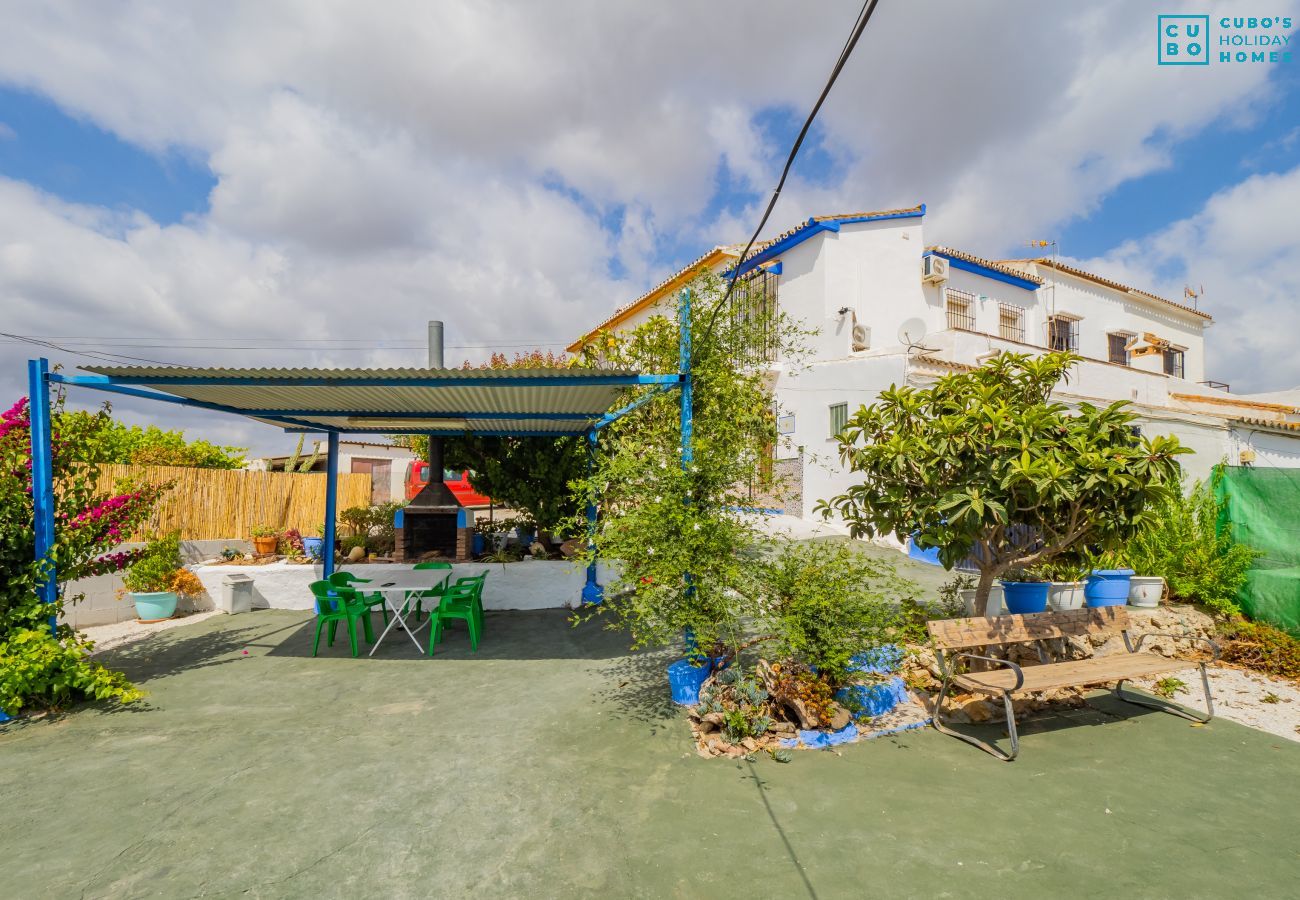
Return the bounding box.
[1215,465,1300,633]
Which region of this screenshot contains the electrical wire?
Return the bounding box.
[0,331,186,367]
[694,0,881,359]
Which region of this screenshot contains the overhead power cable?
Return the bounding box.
[694,0,882,358]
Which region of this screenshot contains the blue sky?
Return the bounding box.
[0,86,214,225]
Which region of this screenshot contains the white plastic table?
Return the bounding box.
[347,570,450,657]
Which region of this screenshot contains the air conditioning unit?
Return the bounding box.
[851,323,871,352]
[922,255,949,283]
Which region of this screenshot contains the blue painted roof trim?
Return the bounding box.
[733,205,925,278]
[925,250,1040,292]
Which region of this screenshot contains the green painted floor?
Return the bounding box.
[2,610,1298,899]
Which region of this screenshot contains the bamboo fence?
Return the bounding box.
[91,465,372,541]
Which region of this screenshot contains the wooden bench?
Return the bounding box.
[926,606,1219,761]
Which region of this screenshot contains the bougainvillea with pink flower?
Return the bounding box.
[1,390,169,714]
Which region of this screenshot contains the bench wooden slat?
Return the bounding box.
[927,606,1129,650]
[954,652,1193,694]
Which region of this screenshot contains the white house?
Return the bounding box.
[570,204,1300,521]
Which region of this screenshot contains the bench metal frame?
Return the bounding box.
[932,630,1220,762]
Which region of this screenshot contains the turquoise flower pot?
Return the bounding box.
[132,591,178,622]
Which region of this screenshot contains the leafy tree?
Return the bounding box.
[393,350,585,534]
[816,352,1188,614]
[58,409,246,468]
[1,394,163,715]
[571,270,808,653]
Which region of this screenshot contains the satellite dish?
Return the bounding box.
[898,318,928,346]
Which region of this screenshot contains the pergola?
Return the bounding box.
[27,294,694,631]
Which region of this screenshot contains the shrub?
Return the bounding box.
[1111,476,1258,618]
[758,541,907,686]
[122,534,183,594]
[1219,621,1300,680]
[1,394,163,715]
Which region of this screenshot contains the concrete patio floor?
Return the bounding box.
[2,609,1298,899]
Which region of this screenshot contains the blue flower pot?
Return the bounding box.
[1000,581,1049,614]
[1086,569,1134,607]
[516,526,536,545]
[472,533,486,555]
[131,591,178,623]
[302,537,323,559]
[667,658,712,706]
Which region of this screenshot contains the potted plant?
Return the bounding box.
[250,524,279,556]
[999,566,1050,614]
[1038,558,1088,611]
[1085,565,1134,607]
[1127,574,1166,608]
[122,534,205,622]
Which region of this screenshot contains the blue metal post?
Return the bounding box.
[678,290,696,625]
[28,358,58,637]
[322,431,339,580]
[581,428,603,605]
[678,289,693,467]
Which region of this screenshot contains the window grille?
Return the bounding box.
[1048,315,1078,351]
[1108,333,1132,365]
[1163,348,1185,379]
[728,267,779,366]
[829,403,848,437]
[945,289,976,331]
[998,305,1025,342]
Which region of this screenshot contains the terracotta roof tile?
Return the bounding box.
[927,246,1045,285]
[1000,259,1213,320]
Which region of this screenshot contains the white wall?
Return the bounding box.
[1025,268,1208,383]
[774,353,908,519]
[193,560,622,612]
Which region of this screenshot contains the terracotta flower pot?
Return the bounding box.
[252,536,278,555]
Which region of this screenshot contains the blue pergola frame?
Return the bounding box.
[26,291,695,632]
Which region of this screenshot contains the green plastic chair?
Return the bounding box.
[428,574,486,655]
[410,561,453,619]
[329,571,389,624]
[309,580,375,658]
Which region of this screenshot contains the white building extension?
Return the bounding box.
[570,204,1300,522]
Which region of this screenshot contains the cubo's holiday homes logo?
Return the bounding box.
[1159,14,1294,65]
[1159,15,1210,64]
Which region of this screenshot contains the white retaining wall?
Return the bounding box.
[192,560,622,612]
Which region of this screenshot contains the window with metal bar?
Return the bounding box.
[728,267,780,367]
[1163,348,1185,379]
[1048,315,1078,351]
[998,305,1025,342]
[1108,333,1132,365]
[829,402,848,438]
[946,289,976,331]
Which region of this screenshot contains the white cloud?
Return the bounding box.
[0,0,1297,453]
[1081,164,1300,393]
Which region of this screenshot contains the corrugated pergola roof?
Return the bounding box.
[70,365,679,436]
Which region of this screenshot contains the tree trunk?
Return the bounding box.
[973,566,999,616]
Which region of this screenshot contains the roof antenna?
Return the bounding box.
[1183,285,1203,309]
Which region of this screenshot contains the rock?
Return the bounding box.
[769,720,797,734]
[741,737,759,752]
[559,539,581,559]
[701,711,726,727]
[706,737,730,756]
[828,704,853,730]
[962,699,997,723]
[784,698,819,730]
[346,545,365,561]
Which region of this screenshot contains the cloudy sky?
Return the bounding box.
[1,1,1298,457]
